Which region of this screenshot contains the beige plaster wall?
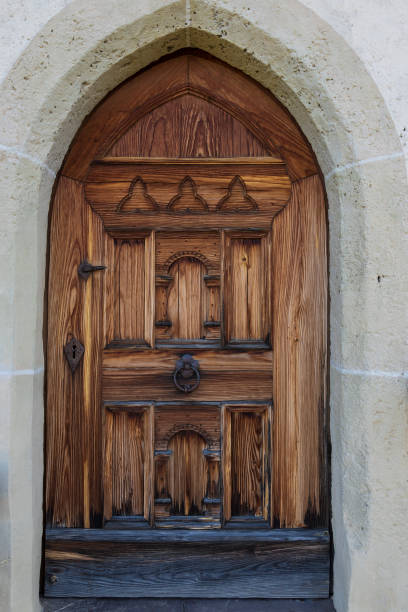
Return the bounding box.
[0,1,406,611]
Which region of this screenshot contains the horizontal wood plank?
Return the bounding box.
[44,528,329,598]
[102,350,273,402]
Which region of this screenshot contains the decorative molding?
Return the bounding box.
[167,176,209,212]
[216,175,258,211]
[163,423,214,446]
[116,176,158,212]
[164,250,211,273]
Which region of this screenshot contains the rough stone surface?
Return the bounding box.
[0,2,407,612]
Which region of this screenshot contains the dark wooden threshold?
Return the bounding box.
[42,597,336,611]
[44,528,329,599]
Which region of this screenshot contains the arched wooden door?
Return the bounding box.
[44,52,329,598]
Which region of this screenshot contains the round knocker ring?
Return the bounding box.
[173,354,200,393]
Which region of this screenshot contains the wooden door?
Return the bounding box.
[44,52,329,598]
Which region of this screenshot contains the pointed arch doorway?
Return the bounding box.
[44,51,329,598]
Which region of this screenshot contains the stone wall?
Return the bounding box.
[0,2,407,611]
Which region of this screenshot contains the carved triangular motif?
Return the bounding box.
[117,176,158,212]
[167,176,209,212]
[216,175,258,211]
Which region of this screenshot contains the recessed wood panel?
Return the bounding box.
[167,258,206,340]
[106,233,154,347]
[223,405,271,523]
[115,239,145,341]
[231,412,263,517]
[224,232,270,345]
[168,431,207,515]
[110,410,144,515]
[103,406,153,523]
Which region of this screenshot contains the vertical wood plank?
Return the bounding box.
[46,176,104,528]
[103,233,116,346]
[103,410,113,522]
[222,406,231,522]
[115,239,145,342]
[144,406,154,524]
[273,174,328,527]
[46,177,86,527]
[144,233,155,347]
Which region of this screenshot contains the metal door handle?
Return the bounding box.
[78,260,107,280]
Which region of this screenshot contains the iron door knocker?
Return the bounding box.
[173,354,200,393]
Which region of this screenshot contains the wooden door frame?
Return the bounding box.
[43,50,330,598]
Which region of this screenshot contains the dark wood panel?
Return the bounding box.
[45,527,329,543]
[273,175,328,527]
[108,94,270,158]
[44,529,329,598]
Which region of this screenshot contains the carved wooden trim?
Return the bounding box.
[167,176,209,212]
[163,423,215,447]
[216,175,258,211]
[164,250,212,273]
[116,176,159,212]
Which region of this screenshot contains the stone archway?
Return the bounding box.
[0,2,406,611]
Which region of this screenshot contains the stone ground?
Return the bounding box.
[41,598,336,611]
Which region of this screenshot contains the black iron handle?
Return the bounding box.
[78,260,107,280]
[173,354,200,393]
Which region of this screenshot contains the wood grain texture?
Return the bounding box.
[46,49,329,596]
[102,350,273,402]
[110,410,145,516]
[224,233,269,344]
[85,159,291,215]
[116,239,145,342]
[272,175,328,527]
[167,258,206,340]
[61,53,318,180]
[108,94,270,158]
[44,529,329,598]
[231,412,263,517]
[168,431,207,515]
[45,177,104,528]
[154,405,220,452]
